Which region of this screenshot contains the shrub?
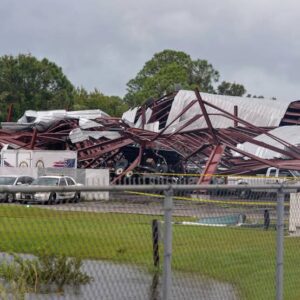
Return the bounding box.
[0,248,93,296]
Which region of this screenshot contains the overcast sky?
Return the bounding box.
[1,0,300,101]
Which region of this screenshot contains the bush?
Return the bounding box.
[0,248,93,296]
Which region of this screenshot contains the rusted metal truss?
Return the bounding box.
[1,89,300,183]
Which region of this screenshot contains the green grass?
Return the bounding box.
[0,205,299,299]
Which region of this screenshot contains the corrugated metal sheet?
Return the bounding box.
[164,90,291,133]
[69,128,120,143]
[122,107,138,124]
[134,108,153,128]
[236,126,300,159]
[1,109,109,132]
[144,121,159,132]
[79,118,103,129]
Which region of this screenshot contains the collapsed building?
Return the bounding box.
[1,88,300,184]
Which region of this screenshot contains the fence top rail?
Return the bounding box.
[0,183,296,193]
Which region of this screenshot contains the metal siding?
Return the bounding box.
[165,90,291,131]
[236,126,300,159]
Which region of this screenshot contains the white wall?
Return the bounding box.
[83,169,109,201]
[0,167,38,177]
[289,193,300,234]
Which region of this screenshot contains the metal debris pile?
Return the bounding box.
[1,89,300,184]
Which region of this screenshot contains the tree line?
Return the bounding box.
[0,50,264,121]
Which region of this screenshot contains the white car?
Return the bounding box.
[0,175,35,203]
[17,175,81,204]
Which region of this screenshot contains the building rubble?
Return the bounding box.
[1,88,300,184]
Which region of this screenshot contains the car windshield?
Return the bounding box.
[32,177,59,186]
[0,177,16,185]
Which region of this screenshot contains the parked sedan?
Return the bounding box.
[0,175,35,203]
[17,175,81,204]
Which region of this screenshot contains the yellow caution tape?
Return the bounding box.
[125,191,289,207]
[135,172,298,180]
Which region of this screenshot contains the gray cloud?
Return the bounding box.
[1,0,300,100]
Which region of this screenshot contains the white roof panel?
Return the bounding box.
[165,90,291,133]
[236,126,300,159]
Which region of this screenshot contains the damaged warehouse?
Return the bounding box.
[1,88,300,184]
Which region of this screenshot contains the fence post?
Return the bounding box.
[162,187,173,300]
[276,186,284,300]
[152,219,160,268]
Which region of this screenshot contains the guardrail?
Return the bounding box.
[0,183,296,193]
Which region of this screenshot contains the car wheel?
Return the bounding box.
[6,194,14,203]
[58,198,64,205]
[73,193,80,203]
[48,193,56,205]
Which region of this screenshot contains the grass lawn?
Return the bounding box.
[0,205,299,300]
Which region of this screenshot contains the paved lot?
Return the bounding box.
[34,194,280,222]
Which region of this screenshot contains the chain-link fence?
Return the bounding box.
[0,177,298,300]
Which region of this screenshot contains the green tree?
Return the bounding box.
[74,88,128,117]
[125,50,192,106]
[0,54,74,121]
[190,59,219,93]
[217,81,246,96]
[124,49,245,106]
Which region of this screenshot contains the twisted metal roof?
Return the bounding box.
[165,90,291,133]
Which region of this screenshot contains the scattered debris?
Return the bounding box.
[179,213,246,227]
[1,89,300,183]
